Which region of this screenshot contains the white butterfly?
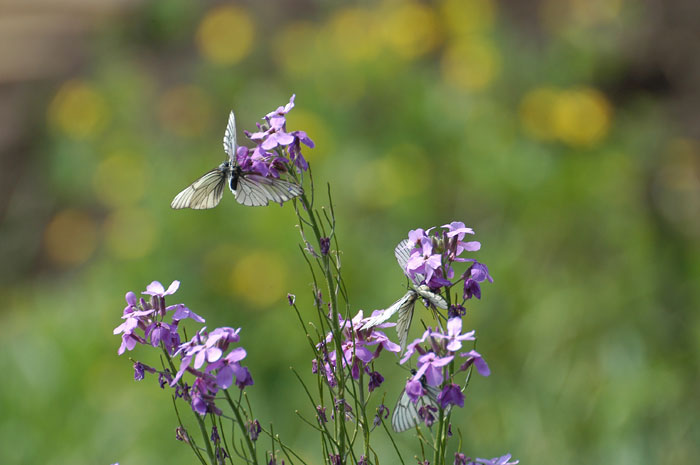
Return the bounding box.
[361,239,447,349]
[391,379,443,433]
[171,111,304,209]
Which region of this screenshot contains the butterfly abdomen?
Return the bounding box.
[229,165,240,192]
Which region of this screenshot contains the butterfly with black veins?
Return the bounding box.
[171,111,304,209]
[361,239,448,349]
[392,375,446,433]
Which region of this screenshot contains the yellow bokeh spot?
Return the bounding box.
[552,88,612,147]
[230,251,288,308]
[44,209,98,266]
[273,21,319,77]
[380,1,440,60]
[157,85,212,138]
[103,207,157,260]
[326,7,381,64]
[196,5,254,65]
[519,87,561,141]
[439,0,496,36]
[92,152,146,208]
[47,80,108,139]
[520,87,612,147]
[441,36,501,92]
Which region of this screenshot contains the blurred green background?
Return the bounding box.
[1,0,699,463]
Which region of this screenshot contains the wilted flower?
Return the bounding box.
[373,404,389,427]
[316,405,328,424]
[247,419,261,442]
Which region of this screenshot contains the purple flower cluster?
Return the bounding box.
[400,317,489,411]
[238,95,314,177]
[114,280,253,416]
[314,310,400,392]
[403,222,492,301]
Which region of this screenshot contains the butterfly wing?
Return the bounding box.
[171,169,228,210]
[415,285,448,310]
[361,290,417,331]
[395,294,418,349]
[222,110,236,161]
[395,239,424,285]
[234,173,303,207]
[391,383,442,433]
[392,389,420,433]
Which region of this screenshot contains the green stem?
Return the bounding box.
[160,346,216,464]
[292,174,348,457]
[223,390,259,464]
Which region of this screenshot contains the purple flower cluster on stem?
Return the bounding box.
[114,280,253,416]
[314,310,400,393]
[402,222,492,302]
[239,94,314,177]
[400,317,489,412]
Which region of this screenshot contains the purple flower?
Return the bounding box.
[114,316,144,355]
[463,262,493,300]
[438,383,465,409]
[405,378,426,403]
[368,371,384,392]
[289,130,313,171]
[358,456,369,465]
[207,347,248,389]
[455,453,469,465]
[133,361,155,381]
[364,330,401,356]
[414,351,454,387]
[459,350,490,377]
[432,318,476,352]
[146,321,177,352]
[463,279,482,300]
[190,377,222,416]
[235,366,254,389]
[142,280,180,297]
[124,291,138,310]
[442,221,480,254]
[287,293,296,306]
[400,328,431,364]
[266,94,296,126]
[167,304,205,323]
[407,228,427,248]
[261,129,295,151]
[207,327,241,349]
[475,454,519,465]
[418,404,438,427]
[406,240,442,283]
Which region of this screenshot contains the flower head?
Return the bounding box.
[438,383,465,409]
[431,318,476,352]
